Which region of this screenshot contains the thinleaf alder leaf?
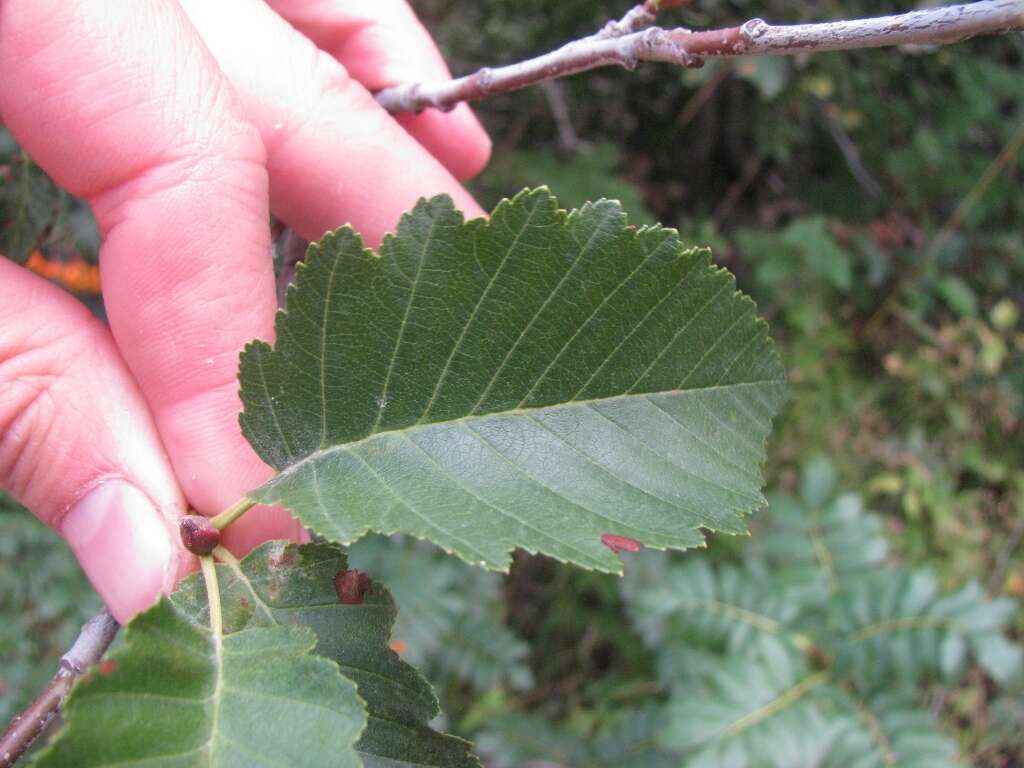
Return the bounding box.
[240,188,785,571]
[172,541,480,768]
[33,599,365,768]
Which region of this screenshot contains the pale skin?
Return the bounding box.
[0,0,491,623]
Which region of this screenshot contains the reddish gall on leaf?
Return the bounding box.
[601,533,642,553]
[334,569,372,605]
[389,639,408,656]
[179,515,221,556]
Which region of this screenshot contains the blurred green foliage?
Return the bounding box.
[2,0,1023,765]
[0,494,101,725]
[349,535,533,694]
[477,459,1022,766]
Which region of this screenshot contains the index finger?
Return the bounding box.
[0,0,300,554]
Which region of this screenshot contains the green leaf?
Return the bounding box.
[828,571,1021,688]
[239,188,785,573]
[750,475,888,604]
[658,647,836,767]
[591,707,677,768]
[33,598,365,767]
[973,633,1024,687]
[621,553,806,660]
[475,714,591,768]
[799,456,837,508]
[171,541,480,768]
[780,217,851,293]
[477,706,674,768]
[823,690,958,768]
[936,274,978,317]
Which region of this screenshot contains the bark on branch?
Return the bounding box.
[375,0,1024,114]
[0,611,118,767]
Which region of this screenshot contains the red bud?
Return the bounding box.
[179,516,221,556]
[334,569,371,605]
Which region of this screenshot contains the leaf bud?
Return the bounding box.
[334,569,371,605]
[179,515,221,556]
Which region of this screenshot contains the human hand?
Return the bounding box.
[0,0,490,623]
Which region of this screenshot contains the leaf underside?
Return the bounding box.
[32,599,365,768]
[171,541,480,768]
[240,188,785,572]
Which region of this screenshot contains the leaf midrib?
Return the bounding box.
[203,633,225,762]
[268,379,782,483]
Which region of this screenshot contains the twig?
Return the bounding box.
[539,81,583,153]
[712,154,764,223]
[0,611,118,768]
[817,101,883,199]
[375,1,1024,114]
[594,1,661,39]
[675,61,732,132]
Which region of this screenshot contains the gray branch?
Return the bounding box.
[375,0,1024,114]
[1,611,118,767]
[59,611,119,675]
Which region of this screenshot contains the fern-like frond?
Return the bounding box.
[621,552,811,657]
[476,707,675,768]
[749,458,888,603]
[828,569,1021,688]
[429,612,534,691]
[823,689,958,768]
[474,713,593,768]
[658,647,837,768]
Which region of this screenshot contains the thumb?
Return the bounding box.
[0,260,188,623]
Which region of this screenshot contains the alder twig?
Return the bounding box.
[375,1,1024,114]
[0,611,118,768]
[593,0,670,39]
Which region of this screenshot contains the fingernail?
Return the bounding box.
[62,480,173,624]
